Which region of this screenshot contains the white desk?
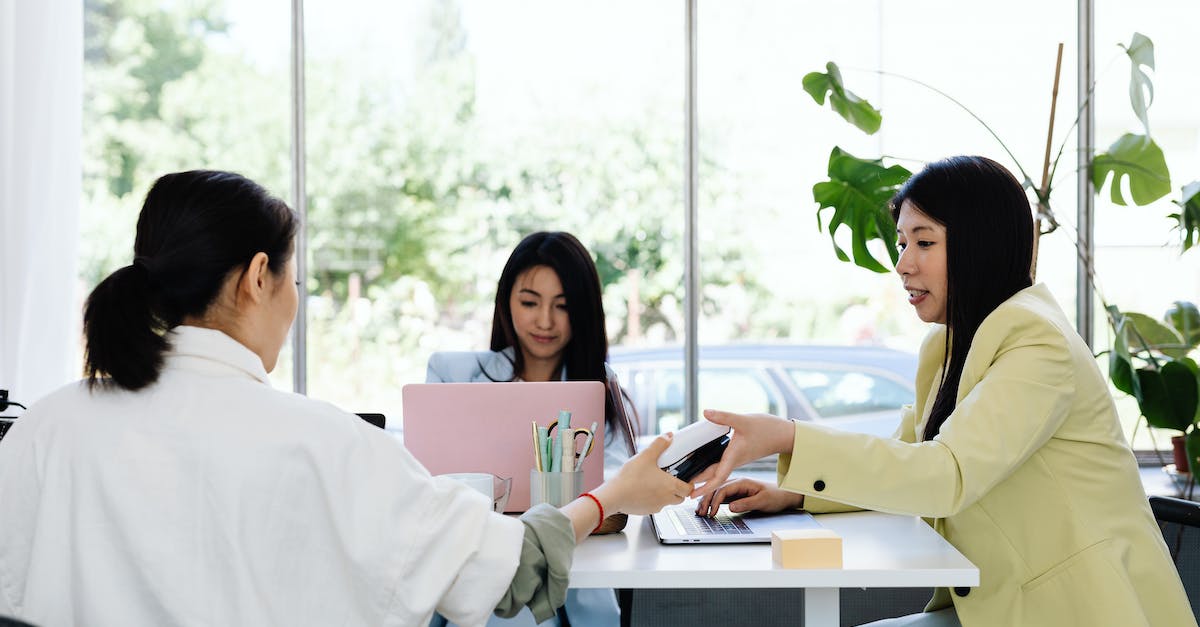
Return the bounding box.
[570,510,978,626]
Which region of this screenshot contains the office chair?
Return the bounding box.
[0,389,26,442]
[354,413,386,429]
[1150,495,1200,621]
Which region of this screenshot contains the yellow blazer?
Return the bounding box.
[778,284,1194,627]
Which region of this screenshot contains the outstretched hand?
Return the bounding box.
[603,433,694,515]
[689,409,796,499]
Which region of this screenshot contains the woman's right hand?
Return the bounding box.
[694,478,804,518]
[595,433,692,516]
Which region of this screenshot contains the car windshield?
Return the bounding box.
[786,368,913,418]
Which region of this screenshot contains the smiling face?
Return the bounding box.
[509,265,572,375]
[895,199,949,325]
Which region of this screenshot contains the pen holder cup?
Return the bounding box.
[529,470,584,508]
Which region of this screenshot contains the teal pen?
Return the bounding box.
[558,410,573,472]
[536,425,549,472]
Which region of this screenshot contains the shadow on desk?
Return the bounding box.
[627,588,931,627]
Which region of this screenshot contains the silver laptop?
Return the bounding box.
[652,503,822,544]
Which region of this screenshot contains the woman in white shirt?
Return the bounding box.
[0,170,690,627]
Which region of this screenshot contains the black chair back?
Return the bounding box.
[1151,495,1200,621]
[355,413,386,429]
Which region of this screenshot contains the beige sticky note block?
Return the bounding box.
[772,528,843,569]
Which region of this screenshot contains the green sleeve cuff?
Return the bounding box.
[493,504,576,622]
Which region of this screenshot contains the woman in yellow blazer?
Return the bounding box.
[693,156,1195,627]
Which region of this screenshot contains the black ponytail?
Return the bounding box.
[83,264,169,390]
[83,170,298,391]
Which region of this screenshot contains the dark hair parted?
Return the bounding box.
[84,170,298,391]
[488,231,619,424]
[890,156,1034,441]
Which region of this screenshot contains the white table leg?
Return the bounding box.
[803,588,839,626]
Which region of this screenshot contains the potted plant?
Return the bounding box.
[800,34,1200,477]
[1108,302,1200,473]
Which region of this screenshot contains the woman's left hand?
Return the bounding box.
[694,477,804,518]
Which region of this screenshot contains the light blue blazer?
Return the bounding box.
[427,348,538,383]
[426,348,622,627]
[427,347,621,385]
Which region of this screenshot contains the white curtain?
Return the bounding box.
[0,0,83,405]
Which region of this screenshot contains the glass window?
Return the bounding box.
[77,1,1192,458]
[1094,0,1200,451]
[695,0,1077,434]
[81,0,293,388]
[303,0,682,424]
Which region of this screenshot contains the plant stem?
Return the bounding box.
[1047,51,1125,202]
[865,69,1033,187]
[1033,44,1066,282]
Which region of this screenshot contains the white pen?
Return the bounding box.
[577,421,598,467]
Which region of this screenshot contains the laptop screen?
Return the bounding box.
[606,372,638,456]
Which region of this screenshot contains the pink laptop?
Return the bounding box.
[402,381,605,512]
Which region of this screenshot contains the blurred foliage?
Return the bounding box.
[80,0,767,409]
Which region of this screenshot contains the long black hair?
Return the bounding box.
[488,231,620,427]
[890,156,1034,441]
[84,170,298,391]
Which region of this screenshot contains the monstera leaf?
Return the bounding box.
[1120,32,1156,136]
[813,147,911,273]
[1119,311,1190,359]
[802,62,883,135]
[1092,133,1171,206]
[1108,306,1139,397]
[1165,300,1200,350]
[1136,359,1199,433]
[1170,181,1200,253]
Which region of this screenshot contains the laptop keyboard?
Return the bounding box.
[670,506,754,536]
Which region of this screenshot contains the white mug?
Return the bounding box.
[440,472,512,513]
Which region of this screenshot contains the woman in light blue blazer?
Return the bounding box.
[427,231,629,627]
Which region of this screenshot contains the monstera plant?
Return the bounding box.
[803,34,1200,474]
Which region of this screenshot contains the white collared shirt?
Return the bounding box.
[0,326,523,627]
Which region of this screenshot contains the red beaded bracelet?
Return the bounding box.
[580,492,604,533]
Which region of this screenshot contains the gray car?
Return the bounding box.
[609,344,918,439]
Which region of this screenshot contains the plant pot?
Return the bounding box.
[1186,431,1200,481]
[1172,435,1190,473]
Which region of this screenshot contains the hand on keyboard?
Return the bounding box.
[694,477,805,519]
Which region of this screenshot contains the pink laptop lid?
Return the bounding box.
[402,381,605,512]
